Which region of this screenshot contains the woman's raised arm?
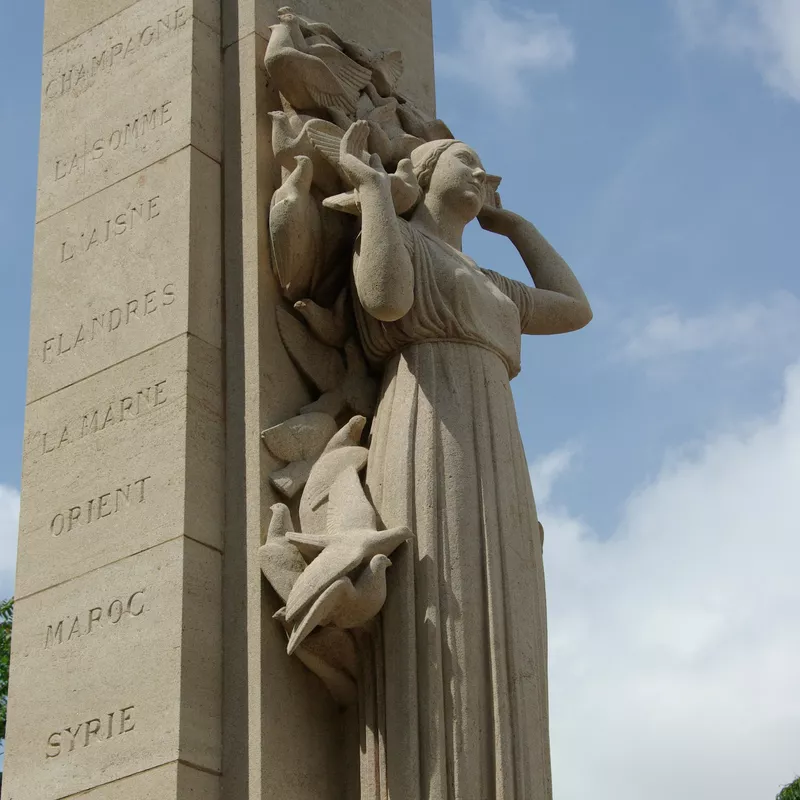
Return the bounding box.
[479,205,592,335]
[338,122,414,322]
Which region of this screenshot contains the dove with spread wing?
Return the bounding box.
[284,464,411,626]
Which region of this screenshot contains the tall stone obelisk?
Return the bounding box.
[2,1,433,799]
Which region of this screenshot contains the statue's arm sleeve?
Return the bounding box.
[480,269,535,331]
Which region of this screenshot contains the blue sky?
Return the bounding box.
[1,0,799,797]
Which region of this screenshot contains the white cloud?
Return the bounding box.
[674,0,800,101]
[436,1,575,104]
[529,443,577,505]
[0,485,19,599]
[618,291,800,365]
[537,359,800,799]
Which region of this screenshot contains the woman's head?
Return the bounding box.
[411,140,487,221]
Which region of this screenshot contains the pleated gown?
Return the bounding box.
[355,220,552,800]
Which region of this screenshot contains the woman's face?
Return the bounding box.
[427,144,487,220]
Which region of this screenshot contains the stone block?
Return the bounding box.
[3,761,219,799]
[44,0,222,55]
[16,335,223,599]
[38,0,222,221]
[1,537,221,800]
[28,146,221,402]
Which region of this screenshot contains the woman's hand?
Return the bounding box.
[477,188,521,237]
[337,121,391,194]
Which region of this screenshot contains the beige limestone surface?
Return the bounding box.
[217,3,440,798]
[43,0,221,54]
[221,25,349,800]
[17,335,223,599]
[249,2,592,794]
[7,761,221,800]
[3,2,226,799]
[38,0,222,220]
[1,537,221,800]
[28,146,221,402]
[5,1,453,799]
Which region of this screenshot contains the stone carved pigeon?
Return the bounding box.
[269,110,343,195]
[308,121,422,215]
[322,158,421,216]
[302,340,377,419]
[285,465,411,623]
[299,416,369,537]
[359,87,424,164]
[286,8,405,96]
[286,624,359,705]
[269,155,323,302]
[258,503,306,603]
[283,554,392,654]
[262,412,338,499]
[343,44,404,97]
[293,289,349,349]
[265,9,372,115]
[260,504,360,705]
[276,306,345,393]
[395,99,455,142]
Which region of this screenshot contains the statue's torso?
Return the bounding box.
[356,220,525,377]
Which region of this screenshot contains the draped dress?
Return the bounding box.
[354,219,552,800]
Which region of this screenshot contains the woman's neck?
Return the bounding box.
[410,197,468,251]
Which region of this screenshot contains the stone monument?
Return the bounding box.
[2,1,591,799]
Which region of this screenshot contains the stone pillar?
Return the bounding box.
[3,1,435,798]
[1,2,224,798]
[221,2,433,799]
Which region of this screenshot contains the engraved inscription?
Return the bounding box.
[46,706,136,759]
[44,6,188,102]
[50,476,151,537]
[54,101,173,183]
[41,282,176,364]
[44,590,146,649]
[60,195,161,264]
[32,381,168,457]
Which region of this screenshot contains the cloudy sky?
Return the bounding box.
[1,0,799,797]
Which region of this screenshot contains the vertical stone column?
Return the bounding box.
[2,2,224,798]
[221,2,434,799]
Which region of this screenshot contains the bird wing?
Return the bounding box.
[304,34,340,49]
[308,44,372,112]
[302,446,369,512]
[285,544,363,621]
[331,556,390,628]
[276,306,345,392]
[259,527,308,603]
[306,120,348,167]
[294,14,344,47]
[306,121,372,175]
[361,525,413,559]
[375,50,404,91]
[286,531,333,555]
[269,460,311,499]
[322,190,360,215]
[326,464,376,535]
[262,412,337,462]
[287,577,356,654]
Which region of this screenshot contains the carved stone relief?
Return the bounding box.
[259,6,449,704]
[259,6,592,799]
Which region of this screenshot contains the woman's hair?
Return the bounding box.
[410,139,463,191]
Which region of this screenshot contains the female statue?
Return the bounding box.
[337,124,593,799]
